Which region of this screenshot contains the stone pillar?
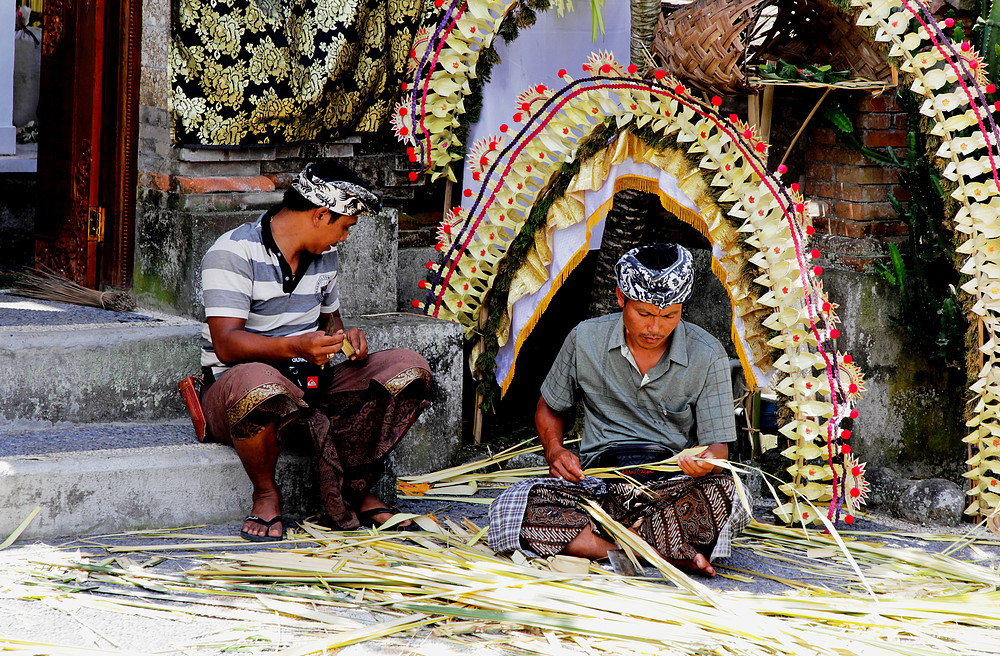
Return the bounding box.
[0,0,16,155]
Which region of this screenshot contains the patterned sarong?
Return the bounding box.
[201,349,431,529]
[490,474,750,561]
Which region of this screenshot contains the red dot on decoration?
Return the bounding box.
[946,18,955,28]
[408,171,418,182]
[539,152,545,159]
[443,225,451,234]
[601,64,612,74]
[830,329,840,339]
[712,96,722,106]
[841,444,852,454]
[849,383,859,394]
[743,129,753,139]
[500,124,509,133]
[796,203,806,213]
[822,302,831,311]
[806,226,816,235]
[971,61,980,69]
[756,143,767,153]
[412,299,421,308]
[472,172,481,181]
[399,127,409,136]
[628,64,637,74]
[457,301,463,307]
[852,466,862,476]
[675,83,685,94]
[811,249,820,259]
[536,85,547,93]
[520,102,530,111]
[791,183,800,192]
[471,266,477,273]
[777,164,788,175]
[425,261,434,269]
[653,70,666,80]
[435,0,443,6]
[842,430,852,440]
[489,141,498,151]
[802,512,810,520]
[408,153,417,163]
[435,243,443,252]
[558,69,567,77]
[399,107,408,116]
[406,147,415,156]
[844,515,855,524]
[995,101,1000,112]
[479,156,489,166]
[463,189,472,198]
[401,82,409,91]
[526,166,532,172]
[850,409,859,419]
[513,113,522,122]
[813,266,823,276]
[844,354,853,364]
[962,42,972,52]
[418,280,428,289]
[730,114,739,122]
[850,486,861,497]
[989,85,997,94]
[410,49,416,58]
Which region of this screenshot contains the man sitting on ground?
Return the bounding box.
[199,161,431,541]
[489,243,748,575]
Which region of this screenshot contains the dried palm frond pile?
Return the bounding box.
[3,511,1000,656]
[10,266,137,313]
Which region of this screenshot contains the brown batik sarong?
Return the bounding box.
[520,474,737,561]
[201,350,431,529]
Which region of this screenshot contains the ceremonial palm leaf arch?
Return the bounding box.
[394,0,1000,524]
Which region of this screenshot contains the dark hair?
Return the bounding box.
[635,243,679,270]
[280,160,376,213]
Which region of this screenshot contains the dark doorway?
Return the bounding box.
[34,0,142,289]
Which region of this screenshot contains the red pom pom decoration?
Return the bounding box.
[811,249,820,259]
[813,266,823,276]
[989,85,997,94]
[711,96,722,106]
[848,383,859,394]
[601,64,612,74]
[822,302,831,311]
[850,486,861,497]
[852,466,862,476]
[408,171,418,182]
[842,430,852,440]
[945,18,955,27]
[463,189,472,198]
[844,515,855,524]
[791,183,800,192]
[843,354,853,364]
[962,42,972,52]
[500,124,508,133]
[674,83,685,94]
[513,113,522,122]
[777,164,788,175]
[418,280,427,289]
[654,70,666,80]
[627,64,637,75]
[830,329,840,339]
[401,82,409,91]
[425,261,434,269]
[841,444,852,454]
[755,142,767,153]
[796,203,806,213]
[558,68,567,77]
[435,243,443,252]
[435,0,443,6]
[412,299,421,308]
[850,409,859,419]
[806,226,816,235]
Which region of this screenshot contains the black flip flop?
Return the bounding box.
[240,515,286,542]
[358,507,418,531]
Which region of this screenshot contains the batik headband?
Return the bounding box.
[615,243,694,308]
[292,164,382,216]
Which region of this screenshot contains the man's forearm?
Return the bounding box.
[535,397,567,457]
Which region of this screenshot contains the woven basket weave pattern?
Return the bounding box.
[651,0,892,95]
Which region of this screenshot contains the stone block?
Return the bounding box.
[0,322,201,424]
[179,147,276,163]
[397,245,436,311]
[175,175,274,194]
[177,190,282,213]
[176,160,265,178]
[336,207,399,316]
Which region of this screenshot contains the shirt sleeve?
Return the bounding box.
[201,238,253,320]
[693,351,737,445]
[539,326,579,412]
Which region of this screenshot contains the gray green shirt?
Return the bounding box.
[540,314,736,468]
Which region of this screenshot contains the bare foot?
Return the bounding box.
[242,488,283,539]
[665,553,716,577]
[358,492,412,528]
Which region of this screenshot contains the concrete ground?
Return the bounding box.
[2,493,998,656]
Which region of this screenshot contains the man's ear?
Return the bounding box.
[615,287,626,309]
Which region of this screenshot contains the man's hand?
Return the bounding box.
[676,443,729,478]
[294,331,341,366]
[547,447,584,483]
[341,327,368,361]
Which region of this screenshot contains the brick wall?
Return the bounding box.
[805,94,909,272]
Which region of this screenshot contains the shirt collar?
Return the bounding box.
[608,314,690,368]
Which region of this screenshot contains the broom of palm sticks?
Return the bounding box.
[10,265,137,312]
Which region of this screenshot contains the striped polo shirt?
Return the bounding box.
[200,209,340,377]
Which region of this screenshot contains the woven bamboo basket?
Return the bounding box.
[650,0,894,95]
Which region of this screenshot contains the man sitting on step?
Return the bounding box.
[488,243,749,575]
[199,161,431,541]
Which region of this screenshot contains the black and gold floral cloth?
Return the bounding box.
[170,0,425,146]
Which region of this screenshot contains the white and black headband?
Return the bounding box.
[615,243,694,308]
[292,164,382,217]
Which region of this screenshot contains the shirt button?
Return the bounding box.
[284,277,289,281]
